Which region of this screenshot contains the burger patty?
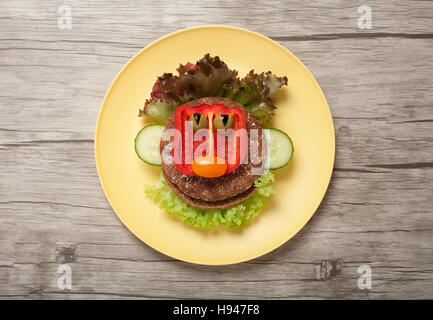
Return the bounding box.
[160,97,264,206]
[163,174,257,209]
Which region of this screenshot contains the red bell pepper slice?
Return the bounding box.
[172,104,247,176]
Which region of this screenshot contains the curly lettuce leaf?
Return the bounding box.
[177,53,238,97]
[138,99,179,122]
[139,54,287,125]
[218,70,288,125]
[144,171,275,229]
[139,54,237,121]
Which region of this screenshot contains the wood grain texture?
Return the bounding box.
[1,0,432,299]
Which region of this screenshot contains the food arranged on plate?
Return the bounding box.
[135,54,294,229]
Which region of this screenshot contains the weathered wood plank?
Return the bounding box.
[2,37,433,137]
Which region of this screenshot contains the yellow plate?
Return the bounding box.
[95,26,335,265]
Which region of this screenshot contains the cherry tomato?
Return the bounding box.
[192,156,227,178]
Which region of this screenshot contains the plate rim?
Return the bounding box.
[94,25,335,265]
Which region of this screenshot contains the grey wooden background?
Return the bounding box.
[1,0,432,299]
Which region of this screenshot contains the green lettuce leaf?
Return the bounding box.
[144,171,275,229]
[218,70,288,125]
[138,99,179,122]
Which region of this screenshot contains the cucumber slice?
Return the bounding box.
[134,124,165,166]
[264,128,294,170]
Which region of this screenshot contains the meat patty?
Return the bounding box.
[163,175,256,209]
[160,97,265,208]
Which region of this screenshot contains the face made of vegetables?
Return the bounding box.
[172,104,247,178]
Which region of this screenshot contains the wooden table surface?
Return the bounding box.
[1,0,432,299]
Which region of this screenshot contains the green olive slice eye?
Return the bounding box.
[190,112,208,131]
[213,114,234,130]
